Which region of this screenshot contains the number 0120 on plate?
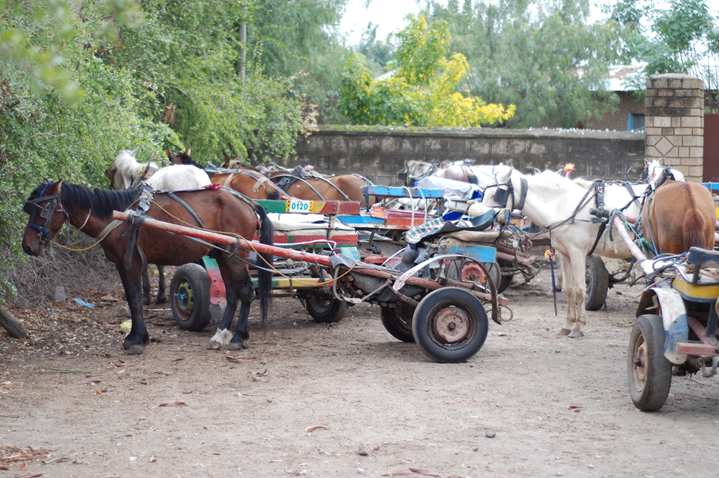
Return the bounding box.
[286,199,313,213]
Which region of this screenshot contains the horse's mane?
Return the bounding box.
[55,183,142,221]
[531,169,593,190]
[173,152,204,170]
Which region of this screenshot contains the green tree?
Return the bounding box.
[610,0,719,92]
[247,0,351,123]
[424,0,620,128]
[339,15,515,127]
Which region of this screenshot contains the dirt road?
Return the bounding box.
[2,267,719,477]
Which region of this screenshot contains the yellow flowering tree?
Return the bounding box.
[339,15,515,127]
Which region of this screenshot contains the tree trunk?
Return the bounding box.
[0,304,29,340]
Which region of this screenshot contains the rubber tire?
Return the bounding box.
[412,287,489,363]
[482,262,501,291]
[496,259,514,293]
[585,254,609,310]
[304,293,347,323]
[170,263,212,332]
[380,303,416,343]
[627,314,672,411]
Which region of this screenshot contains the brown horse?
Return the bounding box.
[167,149,287,200]
[22,179,273,355]
[259,163,372,205]
[641,180,716,254]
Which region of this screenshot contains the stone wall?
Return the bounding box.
[645,73,704,182]
[270,128,645,185]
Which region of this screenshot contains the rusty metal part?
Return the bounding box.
[434,306,470,343]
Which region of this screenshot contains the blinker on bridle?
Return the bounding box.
[483,175,528,211]
[25,182,69,242]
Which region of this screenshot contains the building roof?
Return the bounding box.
[601,63,647,92]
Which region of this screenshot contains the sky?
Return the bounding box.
[339,0,719,47]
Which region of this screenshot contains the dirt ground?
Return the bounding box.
[2,263,719,478]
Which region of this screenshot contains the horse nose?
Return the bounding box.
[23,244,33,255]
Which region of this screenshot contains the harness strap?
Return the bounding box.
[516,178,528,210]
[571,181,597,224]
[273,174,327,200]
[165,191,206,229]
[223,173,235,187]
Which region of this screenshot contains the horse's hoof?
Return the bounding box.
[558,328,571,336]
[568,330,584,339]
[123,344,145,355]
[155,296,168,305]
[226,342,243,351]
[207,341,222,350]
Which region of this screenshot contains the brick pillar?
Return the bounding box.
[645,73,704,182]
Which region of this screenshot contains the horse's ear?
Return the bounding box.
[52,180,63,194]
[42,178,49,185]
[223,154,230,168]
[131,146,139,157]
[165,148,172,160]
[184,147,191,156]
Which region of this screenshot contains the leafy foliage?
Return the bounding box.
[609,0,719,92]
[339,15,515,127]
[0,0,316,301]
[424,0,620,128]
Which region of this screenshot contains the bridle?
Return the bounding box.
[25,182,69,243]
[483,174,528,211]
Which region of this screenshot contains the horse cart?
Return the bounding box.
[112,204,509,363]
[630,248,719,411]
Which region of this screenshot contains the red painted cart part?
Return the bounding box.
[679,316,719,356]
[111,211,507,306]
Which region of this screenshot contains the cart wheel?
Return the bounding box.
[412,287,488,363]
[628,314,672,411]
[380,303,416,343]
[170,263,212,331]
[585,254,609,310]
[304,292,347,323]
[497,259,514,293]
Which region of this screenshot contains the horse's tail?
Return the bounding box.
[255,203,274,335]
[683,208,708,251]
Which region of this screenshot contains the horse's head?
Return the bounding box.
[167,147,192,165]
[22,179,67,257]
[481,165,514,208]
[223,154,243,169]
[647,159,685,186]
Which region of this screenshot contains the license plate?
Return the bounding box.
[286,199,313,213]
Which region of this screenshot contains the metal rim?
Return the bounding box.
[173,279,195,320]
[433,306,471,343]
[631,332,648,393]
[427,300,477,350]
[308,293,332,314]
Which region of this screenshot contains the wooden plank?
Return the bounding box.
[251,277,324,289]
[337,214,433,230]
[362,186,443,198]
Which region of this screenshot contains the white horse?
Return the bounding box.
[482,166,651,337]
[107,148,211,191]
[645,159,685,185]
[107,148,212,304]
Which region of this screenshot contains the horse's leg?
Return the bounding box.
[142,264,151,306]
[556,251,575,335]
[566,250,589,338]
[227,264,253,350]
[207,258,240,350]
[117,265,149,355]
[155,265,167,304]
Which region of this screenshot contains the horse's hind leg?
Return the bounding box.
[156,265,167,304]
[228,270,253,350]
[207,258,247,350]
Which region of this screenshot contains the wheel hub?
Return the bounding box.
[634,342,648,387]
[461,263,486,284]
[434,306,470,343]
[176,282,194,315]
